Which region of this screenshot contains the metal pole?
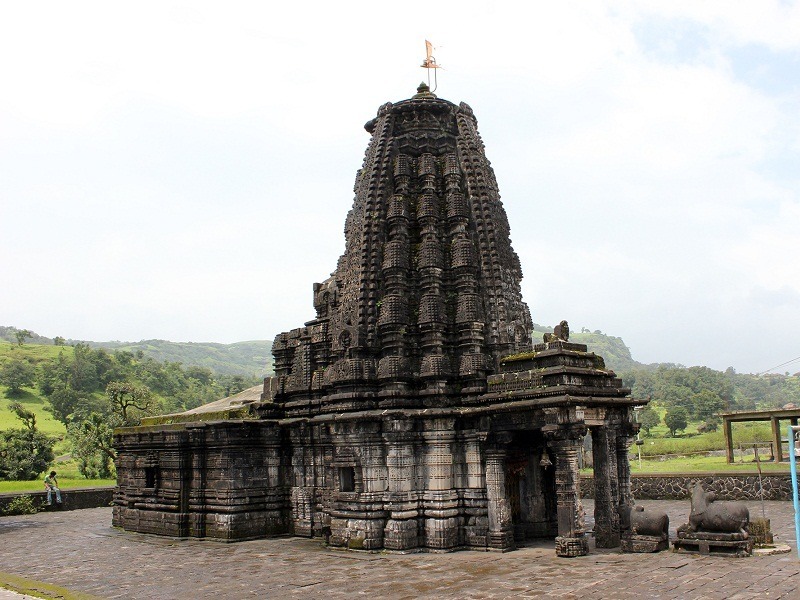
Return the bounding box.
[788,425,800,560]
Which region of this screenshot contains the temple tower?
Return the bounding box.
[113,84,645,558]
[273,83,533,414]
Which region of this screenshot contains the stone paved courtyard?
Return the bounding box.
[0,500,798,599]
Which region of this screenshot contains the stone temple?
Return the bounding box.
[113,84,645,557]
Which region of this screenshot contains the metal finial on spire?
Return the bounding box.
[420,40,441,93]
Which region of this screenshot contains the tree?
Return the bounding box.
[39,351,71,396]
[8,401,37,431]
[47,387,82,424]
[14,329,32,346]
[68,414,114,478]
[0,399,55,480]
[105,381,156,426]
[692,389,725,422]
[66,382,158,476]
[664,406,689,437]
[637,405,660,435]
[70,343,99,392]
[53,336,65,346]
[0,358,36,395]
[0,429,55,480]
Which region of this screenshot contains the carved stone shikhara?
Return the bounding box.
[113,84,646,557]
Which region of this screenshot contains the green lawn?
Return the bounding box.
[627,453,792,474]
[638,419,774,457]
[0,477,115,493]
[0,459,114,493]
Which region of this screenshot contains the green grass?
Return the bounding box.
[0,459,114,493]
[0,392,66,436]
[0,477,115,493]
[638,420,774,457]
[0,571,103,600]
[0,339,74,365]
[627,454,791,473]
[0,340,71,437]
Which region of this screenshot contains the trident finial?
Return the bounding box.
[420,40,441,93]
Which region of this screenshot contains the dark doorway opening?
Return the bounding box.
[504,431,557,544]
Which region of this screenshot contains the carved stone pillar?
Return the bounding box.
[546,425,588,557]
[591,426,620,548]
[616,411,638,536]
[422,418,460,550]
[383,418,419,551]
[485,436,514,551]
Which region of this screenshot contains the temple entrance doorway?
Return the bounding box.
[504,431,558,544]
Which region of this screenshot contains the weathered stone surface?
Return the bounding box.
[113,85,646,557]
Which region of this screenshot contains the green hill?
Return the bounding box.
[531,324,643,372]
[85,340,273,378]
[1,327,273,378]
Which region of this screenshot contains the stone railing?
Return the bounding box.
[581,473,795,501]
[0,486,114,513]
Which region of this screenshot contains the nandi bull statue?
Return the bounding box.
[687,483,749,534]
[673,483,753,556]
[620,505,670,552]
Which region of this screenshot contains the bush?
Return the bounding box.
[3,495,39,515]
[0,429,56,480]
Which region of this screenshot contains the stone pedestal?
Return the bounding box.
[674,526,753,557]
[621,534,669,553]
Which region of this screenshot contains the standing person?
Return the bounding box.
[44,471,62,505]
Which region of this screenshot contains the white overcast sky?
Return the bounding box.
[2,1,799,374]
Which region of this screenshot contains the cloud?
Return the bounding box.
[1,1,798,373]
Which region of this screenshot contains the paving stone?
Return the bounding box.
[0,500,798,599]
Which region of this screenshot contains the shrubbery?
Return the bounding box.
[3,495,39,515]
[0,429,55,480]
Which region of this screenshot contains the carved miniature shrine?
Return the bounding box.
[113,84,646,557]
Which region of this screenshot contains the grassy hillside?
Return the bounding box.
[0,340,70,437]
[85,339,274,378]
[531,325,644,372]
[0,343,68,442]
[1,327,273,378]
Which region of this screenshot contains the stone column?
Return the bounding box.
[485,436,514,551]
[546,425,588,557]
[591,426,620,547]
[616,414,638,535]
[422,418,460,550]
[383,418,419,551]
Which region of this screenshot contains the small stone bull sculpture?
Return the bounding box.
[627,505,669,537]
[688,483,749,534]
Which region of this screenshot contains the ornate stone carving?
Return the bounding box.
[112,86,646,560]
